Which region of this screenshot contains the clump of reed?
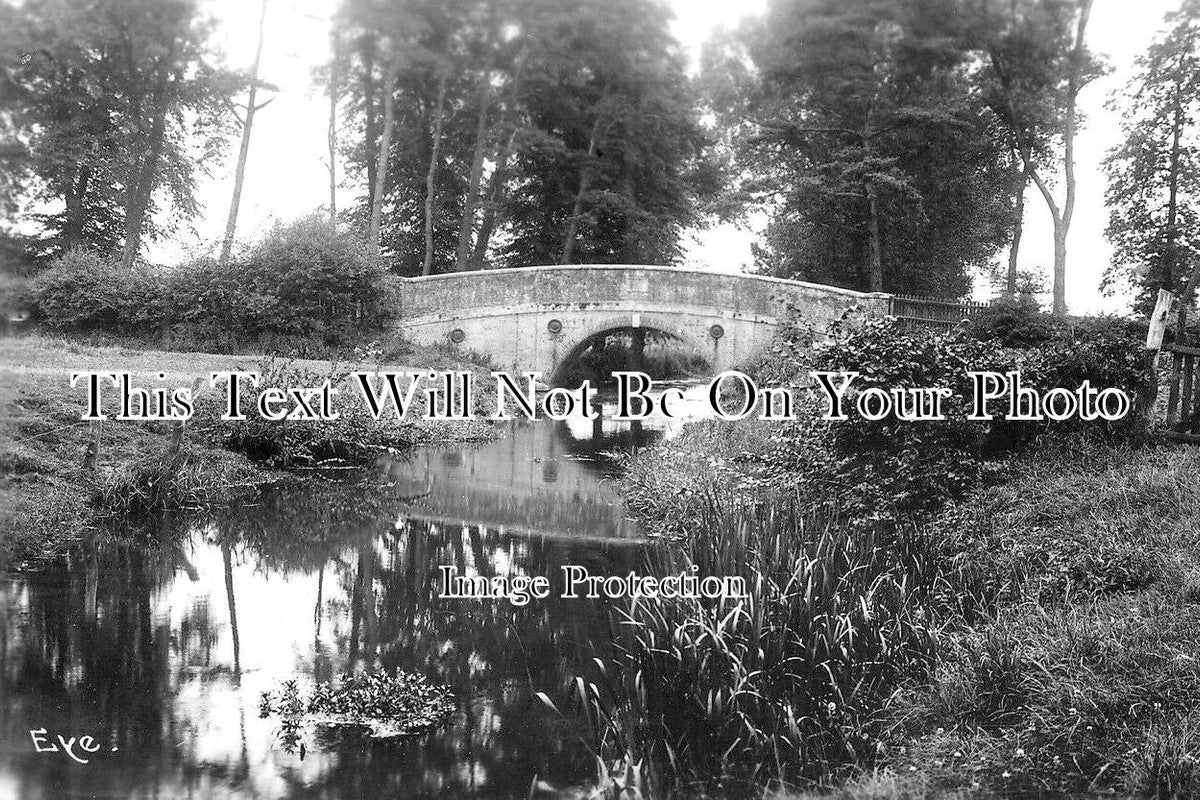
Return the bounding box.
[91,449,208,515]
[565,494,945,795]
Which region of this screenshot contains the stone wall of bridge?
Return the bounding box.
[388,265,890,378]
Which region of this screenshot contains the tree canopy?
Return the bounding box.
[703,0,1015,297]
[2,0,241,264]
[334,0,713,274]
[1104,0,1200,312]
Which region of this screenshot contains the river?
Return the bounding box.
[0,384,712,800]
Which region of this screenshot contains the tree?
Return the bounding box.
[337,0,709,274]
[219,0,272,267]
[3,1,129,255]
[3,0,239,263]
[1032,0,1096,315]
[965,0,1079,296]
[713,0,1013,296]
[1104,0,1200,313]
[112,0,240,269]
[501,0,707,267]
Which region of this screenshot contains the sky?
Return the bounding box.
[166,0,1186,316]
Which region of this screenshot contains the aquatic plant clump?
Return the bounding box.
[260,670,456,742]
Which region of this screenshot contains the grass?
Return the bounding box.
[881,440,1200,798]
[595,415,1200,799]
[0,333,497,569]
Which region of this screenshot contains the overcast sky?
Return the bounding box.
[168,0,1185,316]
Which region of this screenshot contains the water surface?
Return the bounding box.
[0,389,707,800]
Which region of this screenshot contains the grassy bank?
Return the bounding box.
[0,334,497,570]
[601,418,1200,799]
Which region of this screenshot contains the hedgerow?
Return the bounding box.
[761,316,1153,519]
[30,216,386,350]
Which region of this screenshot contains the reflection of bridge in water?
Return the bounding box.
[375,416,667,543]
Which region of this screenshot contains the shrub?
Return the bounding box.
[30,217,387,350]
[227,216,385,344]
[763,317,1152,519]
[965,293,1057,347]
[31,250,170,333]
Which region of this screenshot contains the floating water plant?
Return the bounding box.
[260,670,455,749]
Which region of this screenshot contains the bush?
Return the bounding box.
[762,317,1153,519]
[965,293,1057,347]
[219,216,384,343]
[30,217,386,350]
[966,294,1150,350]
[31,250,170,333]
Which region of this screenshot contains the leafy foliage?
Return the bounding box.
[3,0,240,260]
[31,249,168,333]
[762,317,1153,519]
[337,0,712,272]
[705,0,1013,295]
[30,217,386,350]
[1104,0,1200,312]
[260,669,455,749]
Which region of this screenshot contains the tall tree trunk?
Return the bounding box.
[864,180,883,292]
[1007,156,1032,295]
[469,47,527,269]
[861,121,883,292]
[1048,0,1093,315]
[455,78,491,271]
[368,50,400,256]
[219,0,269,267]
[561,114,604,265]
[422,72,448,276]
[470,128,516,269]
[1165,64,1185,293]
[327,30,341,227]
[64,164,92,249]
[361,36,380,217]
[121,50,175,271]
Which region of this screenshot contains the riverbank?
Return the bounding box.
[0,334,497,570]
[614,415,1200,798]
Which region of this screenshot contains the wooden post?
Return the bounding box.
[1147,289,1173,352]
[1168,263,1200,427]
[83,421,101,472]
[1146,289,1174,432]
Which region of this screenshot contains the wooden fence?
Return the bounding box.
[1164,343,1200,443]
[888,294,990,331]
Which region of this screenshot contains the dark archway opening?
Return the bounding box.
[551,327,711,388]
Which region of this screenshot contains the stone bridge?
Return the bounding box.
[389,265,891,380]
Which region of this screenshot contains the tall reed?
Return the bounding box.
[573,493,945,796]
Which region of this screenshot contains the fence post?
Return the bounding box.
[1144,289,1174,432]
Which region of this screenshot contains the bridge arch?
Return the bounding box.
[388,264,890,377]
[548,312,718,384]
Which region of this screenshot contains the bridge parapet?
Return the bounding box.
[387,265,890,375]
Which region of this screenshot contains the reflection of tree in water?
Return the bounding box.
[0,527,188,798]
[1,479,647,798]
[223,480,640,796]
